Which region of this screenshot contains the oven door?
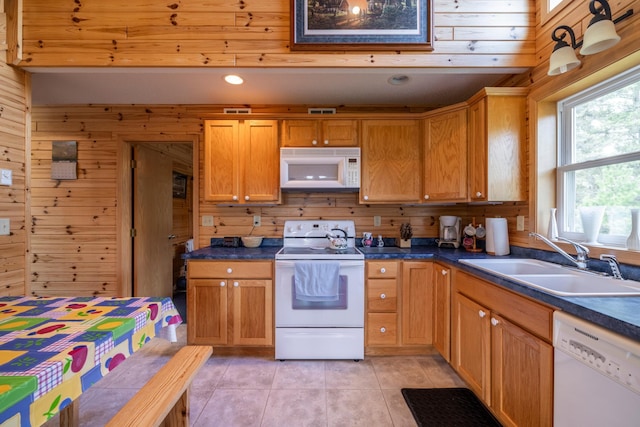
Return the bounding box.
[275,260,364,327]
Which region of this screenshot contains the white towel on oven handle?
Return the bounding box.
[294,261,340,301]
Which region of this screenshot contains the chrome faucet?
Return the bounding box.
[529,232,590,270]
[600,254,624,280]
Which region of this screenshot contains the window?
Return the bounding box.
[557,66,640,247]
[541,0,572,25]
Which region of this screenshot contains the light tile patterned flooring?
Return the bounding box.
[44,325,465,426]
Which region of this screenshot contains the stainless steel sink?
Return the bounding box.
[459,258,566,275]
[459,258,640,297]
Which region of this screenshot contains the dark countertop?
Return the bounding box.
[184,242,640,343]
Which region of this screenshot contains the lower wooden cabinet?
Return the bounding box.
[452,270,553,427]
[366,261,400,347]
[365,260,434,353]
[401,262,433,345]
[433,263,451,361]
[187,260,273,346]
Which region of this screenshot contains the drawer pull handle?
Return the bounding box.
[380,293,386,299]
[380,327,386,333]
[441,269,448,275]
[380,267,386,274]
[478,310,486,318]
[233,281,239,287]
[491,318,500,326]
[220,281,226,287]
[312,140,318,145]
[476,191,483,198]
[227,268,233,274]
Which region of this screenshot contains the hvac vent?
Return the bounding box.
[223,108,252,114]
[308,108,336,115]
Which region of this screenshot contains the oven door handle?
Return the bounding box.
[275,260,364,268]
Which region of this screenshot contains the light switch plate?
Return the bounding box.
[516,215,525,231]
[0,169,12,186]
[0,218,9,235]
[253,215,261,227]
[374,216,381,227]
[202,215,214,227]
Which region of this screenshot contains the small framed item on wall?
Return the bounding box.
[51,140,77,180]
[172,172,188,199]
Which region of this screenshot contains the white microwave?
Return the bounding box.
[280,147,360,190]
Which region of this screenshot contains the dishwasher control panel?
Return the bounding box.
[554,311,640,396]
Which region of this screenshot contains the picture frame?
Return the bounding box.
[172,172,188,199]
[290,0,433,51]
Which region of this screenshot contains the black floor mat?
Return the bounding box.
[401,388,502,427]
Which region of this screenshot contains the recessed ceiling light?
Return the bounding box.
[224,75,244,85]
[388,75,410,85]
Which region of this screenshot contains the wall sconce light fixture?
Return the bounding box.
[547,0,634,76]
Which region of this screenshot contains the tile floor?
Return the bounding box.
[44,324,466,426]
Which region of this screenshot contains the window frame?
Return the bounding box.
[556,65,640,247]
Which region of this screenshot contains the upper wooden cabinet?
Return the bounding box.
[423,105,468,202]
[360,119,422,204]
[281,119,359,147]
[467,88,528,202]
[203,120,280,204]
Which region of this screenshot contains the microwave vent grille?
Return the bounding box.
[308,108,336,115]
[223,108,252,114]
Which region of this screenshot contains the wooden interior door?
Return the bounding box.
[133,145,173,297]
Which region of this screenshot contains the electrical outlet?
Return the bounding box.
[253,215,261,227]
[374,216,381,227]
[0,218,9,236]
[0,169,12,186]
[202,215,214,227]
[516,215,525,231]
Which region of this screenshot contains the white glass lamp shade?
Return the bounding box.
[580,19,621,55]
[548,45,581,75]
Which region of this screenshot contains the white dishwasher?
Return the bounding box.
[553,311,640,426]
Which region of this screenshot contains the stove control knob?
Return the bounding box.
[220,281,226,287]
[227,268,233,274]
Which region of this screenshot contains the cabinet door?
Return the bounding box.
[468,99,487,201]
[360,120,422,203]
[491,314,553,427]
[231,279,273,346]
[203,120,240,202]
[187,278,228,345]
[321,120,359,146]
[401,262,433,345]
[452,292,491,403]
[424,109,468,202]
[433,263,451,361]
[241,120,280,203]
[281,120,320,147]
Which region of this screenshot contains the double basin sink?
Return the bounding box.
[459,258,640,297]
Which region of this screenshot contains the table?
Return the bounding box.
[0,296,182,427]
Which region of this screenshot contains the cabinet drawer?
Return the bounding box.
[367,261,398,278]
[367,313,398,345]
[367,279,397,312]
[188,261,272,279]
[455,270,554,341]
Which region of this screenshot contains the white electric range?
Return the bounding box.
[274,220,364,360]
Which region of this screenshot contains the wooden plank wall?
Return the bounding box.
[30,105,529,297]
[18,0,536,75]
[0,12,28,296]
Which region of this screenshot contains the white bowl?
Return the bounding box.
[241,236,263,248]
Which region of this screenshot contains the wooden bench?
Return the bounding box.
[106,345,213,427]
